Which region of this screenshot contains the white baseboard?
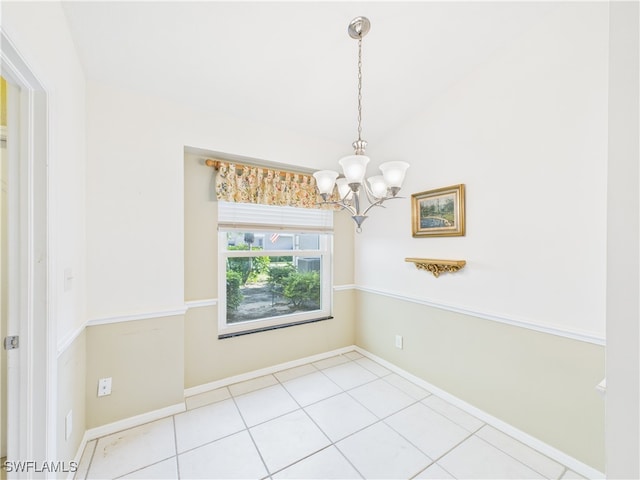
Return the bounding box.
[184,345,355,397]
[354,347,605,480]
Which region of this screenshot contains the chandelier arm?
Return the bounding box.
[362,199,387,217]
[319,200,358,216]
[339,189,355,205]
[361,194,404,216]
[341,203,358,216]
[360,180,380,205]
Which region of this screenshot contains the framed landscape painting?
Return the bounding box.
[411,184,465,237]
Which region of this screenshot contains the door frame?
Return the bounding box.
[1,30,53,472]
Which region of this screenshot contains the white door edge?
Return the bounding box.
[1,30,53,475]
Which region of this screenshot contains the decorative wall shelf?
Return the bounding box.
[405,258,466,278]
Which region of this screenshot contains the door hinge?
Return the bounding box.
[3,335,19,350]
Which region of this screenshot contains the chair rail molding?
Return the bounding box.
[356,285,606,346]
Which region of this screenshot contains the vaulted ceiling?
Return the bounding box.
[62,1,558,147]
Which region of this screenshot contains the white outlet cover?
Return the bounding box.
[98,377,112,397]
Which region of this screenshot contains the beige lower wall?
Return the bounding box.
[355,290,605,472]
[185,289,355,388]
[80,287,604,473]
[57,331,86,463]
[85,315,184,429]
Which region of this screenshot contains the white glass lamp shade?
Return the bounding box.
[313,170,339,195]
[379,161,410,188]
[336,178,353,200]
[339,155,370,184]
[367,175,388,199]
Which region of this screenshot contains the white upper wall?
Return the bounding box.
[86,81,345,319]
[356,3,609,340]
[1,2,87,347]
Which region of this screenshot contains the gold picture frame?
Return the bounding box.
[411,184,465,237]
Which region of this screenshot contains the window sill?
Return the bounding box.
[218,315,334,339]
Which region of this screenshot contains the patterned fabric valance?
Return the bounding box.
[210,159,339,209]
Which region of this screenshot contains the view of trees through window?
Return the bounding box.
[225,231,322,324]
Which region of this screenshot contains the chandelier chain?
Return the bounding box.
[357,37,363,143]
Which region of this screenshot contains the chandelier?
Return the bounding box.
[314,16,409,232]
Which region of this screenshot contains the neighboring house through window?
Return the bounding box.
[218,201,333,337]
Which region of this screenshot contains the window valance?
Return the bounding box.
[207,159,339,209]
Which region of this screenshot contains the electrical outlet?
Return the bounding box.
[98,377,112,397]
[395,335,403,349]
[65,410,73,440]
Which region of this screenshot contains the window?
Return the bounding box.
[218,202,333,337]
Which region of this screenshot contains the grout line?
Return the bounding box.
[272,354,367,479]
[272,357,355,477]
[172,415,181,479]
[472,434,543,475]
[313,355,417,478]
[227,374,279,398]
[267,445,336,478]
[410,460,458,480]
[439,463,458,479]
[229,390,271,477]
[332,444,366,480]
[113,456,175,479]
[384,398,488,471]
[409,463,433,480]
[379,371,434,402]
[170,423,248,457]
[423,429,477,471]
[335,365,481,479]
[91,417,178,479]
[420,396,485,434]
[184,386,231,411]
[475,423,570,478]
[408,462,438,480]
[472,433,560,479]
[83,438,97,480]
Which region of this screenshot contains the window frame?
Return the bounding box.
[217,227,333,337]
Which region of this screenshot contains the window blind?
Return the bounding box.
[217,201,334,232]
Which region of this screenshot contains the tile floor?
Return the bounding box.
[75,351,587,479]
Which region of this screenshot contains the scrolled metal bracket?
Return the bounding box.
[405,258,466,278]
